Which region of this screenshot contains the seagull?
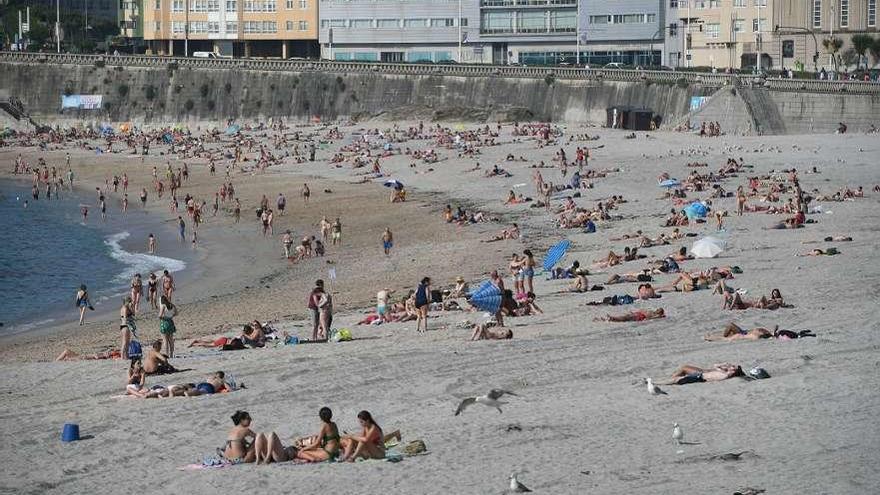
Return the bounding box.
[672,423,683,445]
[509,473,532,493]
[645,378,667,396]
[454,389,520,416]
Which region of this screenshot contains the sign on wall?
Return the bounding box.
[61,95,103,110]
[689,96,710,111]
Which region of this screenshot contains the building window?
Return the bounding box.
[870,0,877,27]
[518,11,545,33]
[350,19,373,28]
[242,20,277,32]
[669,22,677,37]
[430,18,455,27]
[733,0,745,7]
[550,11,576,32]
[694,1,705,8]
[752,18,764,32]
[226,0,236,10]
[172,0,184,12]
[172,21,185,33]
[733,19,744,32]
[376,18,399,28]
[154,0,160,9]
[669,0,679,8]
[299,0,307,8]
[226,21,238,32]
[708,0,720,7]
[286,0,293,7]
[209,21,219,33]
[813,0,821,28]
[705,22,719,38]
[840,0,849,28]
[154,21,161,31]
[461,18,468,27]
[753,0,766,6]
[299,20,308,30]
[243,0,275,12]
[286,20,294,30]
[589,15,610,24]
[481,11,513,33]
[403,18,428,28]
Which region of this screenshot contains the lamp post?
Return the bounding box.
[56,0,60,52]
[575,0,580,65]
[458,0,462,62]
[756,0,761,73]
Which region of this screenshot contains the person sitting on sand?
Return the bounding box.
[449,276,469,298]
[569,268,589,292]
[224,410,256,463]
[254,430,297,464]
[126,359,149,397]
[143,340,179,375]
[295,407,341,462]
[240,323,266,348]
[470,322,513,340]
[340,411,386,462]
[597,308,665,322]
[486,223,520,242]
[512,292,543,316]
[594,250,622,268]
[659,363,745,385]
[723,289,791,310]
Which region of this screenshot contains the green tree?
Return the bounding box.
[870,37,880,68]
[822,37,844,72]
[27,21,51,48]
[850,34,874,70]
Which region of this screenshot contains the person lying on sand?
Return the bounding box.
[704,323,774,341]
[470,322,513,340]
[656,271,710,292]
[596,308,665,322]
[56,348,121,361]
[659,363,745,385]
[606,271,652,285]
[723,289,790,310]
[485,223,520,242]
[798,248,840,256]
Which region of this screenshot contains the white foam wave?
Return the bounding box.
[105,232,186,283]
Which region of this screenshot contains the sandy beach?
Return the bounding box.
[0,122,879,494]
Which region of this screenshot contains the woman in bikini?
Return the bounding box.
[522,249,537,294]
[75,284,91,325]
[158,295,178,357]
[341,410,386,462]
[126,359,149,397]
[704,323,774,341]
[296,407,341,462]
[120,297,136,359]
[130,273,143,315]
[147,273,159,310]
[224,411,257,463]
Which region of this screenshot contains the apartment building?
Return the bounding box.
[774,0,879,71]
[119,0,144,41]
[576,0,664,67]
[317,0,479,62]
[142,0,319,57]
[664,0,776,70]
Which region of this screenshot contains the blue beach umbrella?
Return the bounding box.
[659,179,681,188]
[467,280,502,313]
[684,202,708,219]
[542,239,572,271]
[225,124,241,135]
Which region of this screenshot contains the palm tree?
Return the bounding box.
[850,34,874,70]
[822,37,844,72]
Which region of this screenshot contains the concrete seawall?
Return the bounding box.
[0,61,711,125]
[0,55,877,133]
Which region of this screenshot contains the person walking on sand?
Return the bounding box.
[75,284,92,325]
[161,269,175,301]
[177,216,186,243]
[148,233,156,254]
[282,230,294,258]
[302,183,311,204]
[131,273,143,315]
[158,295,178,357]
[382,228,394,256]
[317,288,333,340]
[120,297,136,359]
[308,280,325,341]
[320,216,332,243]
[331,217,342,246]
[277,193,286,216]
[415,277,431,333]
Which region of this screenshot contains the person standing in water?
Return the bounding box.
[161,270,175,301]
[75,285,92,325]
[66,166,74,189]
[100,198,107,221]
[140,188,148,208]
[122,194,128,214]
[382,228,393,256]
[148,233,156,254]
[80,205,89,223]
[147,272,159,310]
[177,216,186,243]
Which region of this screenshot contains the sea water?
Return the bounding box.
[0,179,186,333]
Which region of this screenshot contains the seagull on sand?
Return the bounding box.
[645,378,667,396]
[454,389,519,416]
[672,423,683,445]
[509,473,532,493]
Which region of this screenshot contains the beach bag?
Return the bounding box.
[618,295,635,305]
[127,340,143,360]
[331,328,352,342]
[403,440,427,456]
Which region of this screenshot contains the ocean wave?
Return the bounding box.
[105,232,186,283]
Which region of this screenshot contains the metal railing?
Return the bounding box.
[1,51,878,93]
